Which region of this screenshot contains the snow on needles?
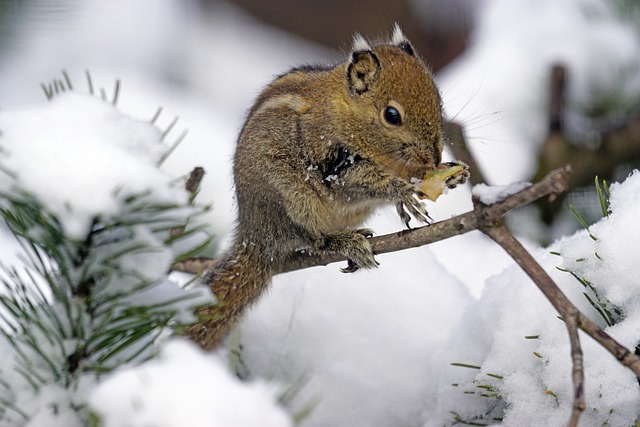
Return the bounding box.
[0,93,187,239]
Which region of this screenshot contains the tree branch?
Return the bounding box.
[535,63,640,223]
[174,165,572,275]
[565,310,585,427]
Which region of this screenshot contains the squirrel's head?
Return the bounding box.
[337,25,443,181]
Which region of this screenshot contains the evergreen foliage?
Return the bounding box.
[0,76,212,424]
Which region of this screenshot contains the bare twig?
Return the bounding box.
[185,166,205,200]
[565,311,585,427]
[480,219,640,380]
[444,121,486,185]
[548,63,567,136]
[480,222,586,427]
[174,166,572,275]
[535,63,640,223]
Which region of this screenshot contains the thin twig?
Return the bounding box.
[480,222,640,380]
[565,310,585,427]
[535,64,640,224]
[480,222,586,427]
[170,167,206,239]
[548,63,567,136]
[173,166,572,275]
[185,166,205,197]
[444,121,486,185]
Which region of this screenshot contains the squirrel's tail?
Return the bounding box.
[184,244,273,350]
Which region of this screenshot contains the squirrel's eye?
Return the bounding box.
[383,106,402,126]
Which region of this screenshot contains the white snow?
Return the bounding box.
[0,331,97,427]
[427,170,640,426]
[234,170,640,427]
[0,90,218,427]
[238,245,472,427]
[89,339,292,427]
[472,181,531,205]
[0,93,186,240]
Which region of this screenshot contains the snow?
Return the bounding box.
[0,0,639,426]
[427,171,640,426]
[0,330,97,427]
[89,339,292,427]
[0,90,219,427]
[472,181,531,205]
[238,245,472,427]
[0,93,186,240]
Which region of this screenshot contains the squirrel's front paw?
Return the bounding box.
[441,161,470,189]
[321,229,378,273]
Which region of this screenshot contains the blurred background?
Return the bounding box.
[0,0,639,247]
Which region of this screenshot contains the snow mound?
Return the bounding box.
[89,339,292,427]
[238,245,472,427]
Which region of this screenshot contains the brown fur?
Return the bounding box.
[186,29,452,349]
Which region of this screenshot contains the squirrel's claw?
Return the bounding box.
[341,259,360,273]
[396,202,412,229]
[357,228,375,238]
[341,257,380,273]
[445,169,470,189]
[398,195,432,226]
[321,230,379,272]
[441,161,470,189]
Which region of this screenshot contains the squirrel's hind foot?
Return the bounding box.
[319,229,378,273]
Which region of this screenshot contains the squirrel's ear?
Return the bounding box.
[347,36,380,95]
[391,23,415,57]
[352,33,371,53]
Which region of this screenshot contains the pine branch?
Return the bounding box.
[0,186,212,420]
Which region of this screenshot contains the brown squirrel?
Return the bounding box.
[186,25,468,349]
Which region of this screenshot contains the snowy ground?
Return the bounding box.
[0,0,639,426]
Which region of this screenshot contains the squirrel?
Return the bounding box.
[185,25,468,350]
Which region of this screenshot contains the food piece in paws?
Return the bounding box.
[417,161,470,201]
